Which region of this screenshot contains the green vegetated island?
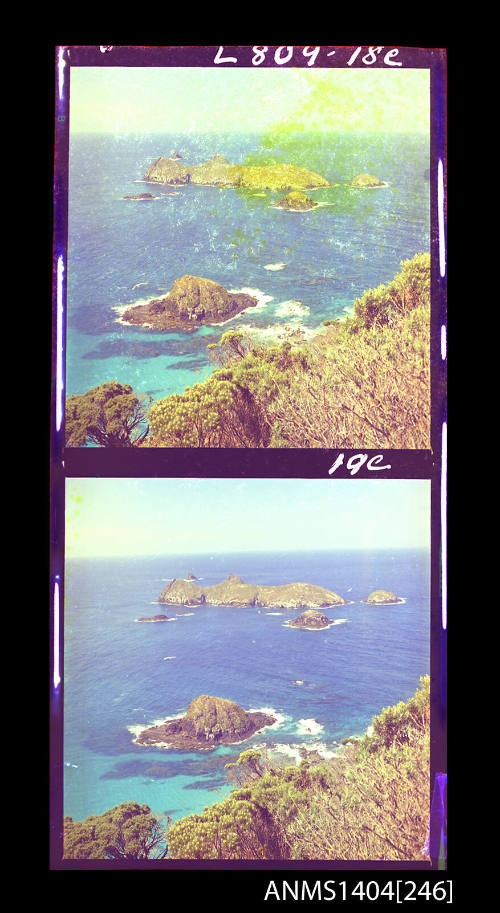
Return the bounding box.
[156,575,402,610]
[157,572,348,609]
[63,675,431,862]
[140,152,330,191]
[65,150,430,451]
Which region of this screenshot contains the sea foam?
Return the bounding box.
[296,718,324,736]
[247,706,287,731]
[274,300,310,319]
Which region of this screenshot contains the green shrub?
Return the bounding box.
[349,253,430,332]
[147,341,305,448]
[65,381,151,447]
[63,802,169,860]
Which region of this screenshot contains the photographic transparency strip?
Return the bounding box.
[50,46,447,889]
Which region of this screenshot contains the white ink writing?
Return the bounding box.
[328,453,392,476]
[213,46,402,68]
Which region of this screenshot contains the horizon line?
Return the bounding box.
[69,128,430,136]
[66,544,431,560]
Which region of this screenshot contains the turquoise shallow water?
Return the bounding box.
[63,548,430,825]
[66,131,429,403]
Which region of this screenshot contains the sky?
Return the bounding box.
[65,478,431,558]
[69,66,430,135]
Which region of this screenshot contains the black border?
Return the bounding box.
[49,46,447,881]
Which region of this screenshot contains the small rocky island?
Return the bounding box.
[350,173,387,188]
[287,609,335,629]
[363,590,404,605]
[134,695,276,750]
[136,613,172,623]
[272,191,320,212]
[122,192,156,200]
[142,154,329,191]
[157,573,347,609]
[121,275,258,331]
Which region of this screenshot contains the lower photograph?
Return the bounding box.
[54,476,437,866]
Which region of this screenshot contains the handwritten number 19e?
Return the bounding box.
[328,453,392,476]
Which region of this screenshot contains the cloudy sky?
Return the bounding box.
[65,477,431,558]
[69,66,430,135]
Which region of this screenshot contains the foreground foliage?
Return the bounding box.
[65,381,151,447]
[145,253,430,450]
[166,676,430,861]
[63,801,169,860]
[270,299,430,449]
[146,336,306,447]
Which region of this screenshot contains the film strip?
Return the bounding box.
[50,46,447,884]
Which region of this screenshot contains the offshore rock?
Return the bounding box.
[134,695,276,750]
[273,191,319,211]
[363,590,404,604]
[287,609,334,629]
[121,275,258,331]
[350,173,387,188]
[122,192,156,200]
[136,613,171,622]
[158,574,346,609]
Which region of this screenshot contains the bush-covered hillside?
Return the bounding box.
[144,253,430,450]
[166,675,430,861]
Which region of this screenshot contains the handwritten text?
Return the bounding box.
[328,453,392,476]
[214,46,402,68]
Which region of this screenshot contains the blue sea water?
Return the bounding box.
[66,131,429,403]
[63,548,430,826]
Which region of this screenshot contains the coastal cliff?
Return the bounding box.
[158,574,346,609]
[122,275,258,331]
[134,695,276,750]
[143,154,329,191]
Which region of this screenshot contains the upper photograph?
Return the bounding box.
[63,61,433,449]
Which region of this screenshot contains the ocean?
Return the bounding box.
[66,131,430,403]
[63,548,430,827]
